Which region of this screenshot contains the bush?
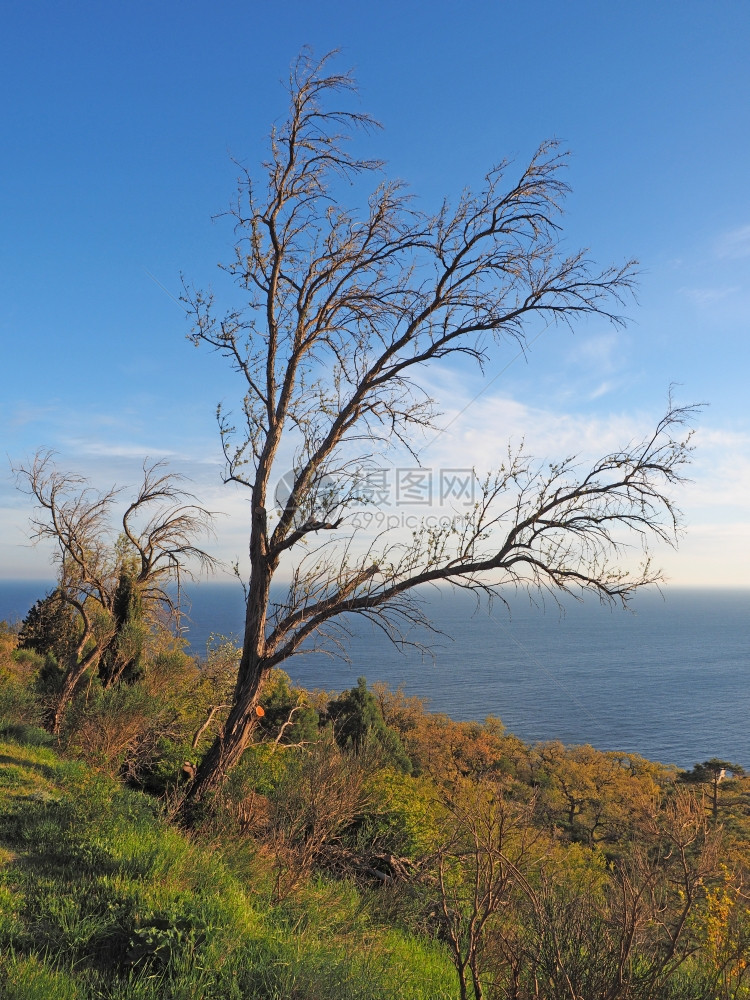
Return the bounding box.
[256,668,320,744]
[17,590,79,664]
[260,735,378,898]
[63,681,175,778]
[0,722,53,748]
[325,677,412,774]
[0,671,44,729]
[357,768,442,858]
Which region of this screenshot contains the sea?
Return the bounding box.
[1,580,748,771]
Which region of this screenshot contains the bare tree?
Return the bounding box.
[182,50,698,802]
[15,451,216,732]
[433,780,541,1000]
[471,788,724,999]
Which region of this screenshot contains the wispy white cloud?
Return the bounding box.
[0,502,52,579]
[566,331,623,375]
[681,285,741,306]
[680,427,750,512]
[715,224,750,260]
[62,440,177,460]
[433,393,654,466]
[386,390,750,586]
[653,521,750,587]
[4,375,749,587]
[589,380,615,400]
[9,402,62,428]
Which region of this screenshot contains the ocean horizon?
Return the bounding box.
[2,579,748,771]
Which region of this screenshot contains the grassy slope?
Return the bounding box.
[0,729,454,1000]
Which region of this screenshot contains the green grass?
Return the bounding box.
[0,732,456,999]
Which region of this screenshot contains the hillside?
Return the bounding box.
[2,619,750,998]
[0,726,453,999]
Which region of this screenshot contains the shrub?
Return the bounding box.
[255,668,320,744]
[63,681,174,778]
[0,667,44,729]
[325,677,412,774]
[17,590,79,664]
[358,767,442,858]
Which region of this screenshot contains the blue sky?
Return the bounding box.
[2,0,749,586]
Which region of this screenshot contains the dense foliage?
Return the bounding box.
[2,612,750,999]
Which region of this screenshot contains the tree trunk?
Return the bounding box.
[183,655,268,805]
[48,648,99,735]
[183,504,274,808]
[49,671,79,735]
[470,966,484,1000]
[455,964,469,1000]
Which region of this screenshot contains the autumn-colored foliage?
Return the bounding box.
[3,609,750,999]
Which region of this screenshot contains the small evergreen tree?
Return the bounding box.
[18,589,79,664]
[326,677,412,773]
[256,669,320,744]
[98,558,146,687]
